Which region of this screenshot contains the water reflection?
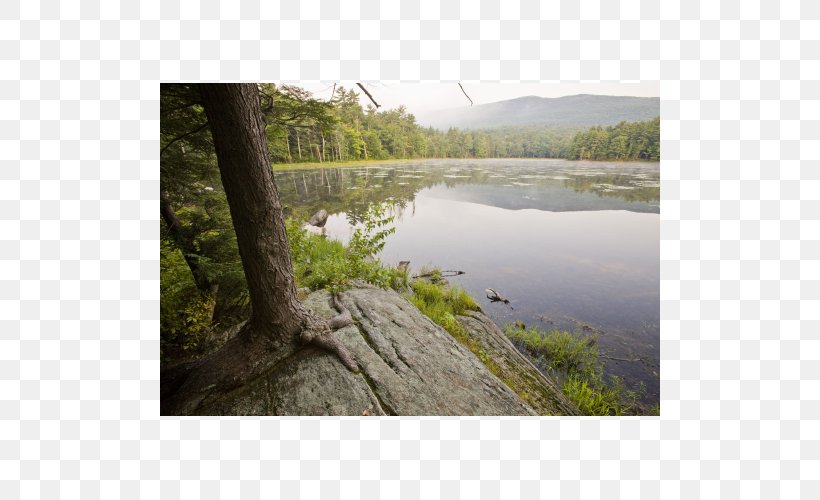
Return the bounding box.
[275,159,660,404]
[276,159,660,222]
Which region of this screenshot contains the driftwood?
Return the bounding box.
[599,355,642,363]
[485,288,510,304]
[411,270,465,279]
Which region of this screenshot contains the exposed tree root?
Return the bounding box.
[300,292,359,371]
[162,292,360,414]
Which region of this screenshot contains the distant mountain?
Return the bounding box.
[415,94,660,130]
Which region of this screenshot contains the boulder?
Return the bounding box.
[307,209,329,227]
[191,285,577,415]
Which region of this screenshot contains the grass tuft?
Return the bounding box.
[505,324,651,416]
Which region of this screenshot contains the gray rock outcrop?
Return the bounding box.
[193,285,577,415]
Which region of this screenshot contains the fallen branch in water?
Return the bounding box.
[411,270,465,279]
[485,288,510,304]
[599,355,642,363]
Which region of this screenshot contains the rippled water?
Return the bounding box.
[275,159,660,404]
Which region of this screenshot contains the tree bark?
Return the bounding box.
[199,83,308,335]
[358,122,368,160]
[320,132,326,162]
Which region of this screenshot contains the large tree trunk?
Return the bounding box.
[162,84,356,415]
[200,84,307,335]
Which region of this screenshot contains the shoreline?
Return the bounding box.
[272,157,660,171]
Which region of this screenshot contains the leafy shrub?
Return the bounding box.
[286,203,408,292]
[160,241,215,358]
[347,202,396,262]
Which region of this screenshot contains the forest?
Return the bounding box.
[563,118,660,161]
[255,84,660,163]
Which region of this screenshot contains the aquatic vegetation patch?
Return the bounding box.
[505,324,650,416]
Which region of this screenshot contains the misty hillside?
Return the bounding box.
[416,94,660,130]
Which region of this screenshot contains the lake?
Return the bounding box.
[274,159,660,405]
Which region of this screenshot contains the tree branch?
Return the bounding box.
[160,121,210,157]
[458,83,473,106]
[160,192,214,294]
[356,83,380,108]
[161,100,202,115]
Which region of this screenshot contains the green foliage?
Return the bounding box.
[161,83,249,331]
[505,326,601,381]
[407,277,480,348]
[347,202,396,265]
[286,203,407,293]
[562,375,629,416]
[504,324,650,415]
[565,117,660,161]
[409,279,479,318]
[160,241,216,357]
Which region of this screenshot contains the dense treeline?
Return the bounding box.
[564,117,660,161]
[263,84,660,163]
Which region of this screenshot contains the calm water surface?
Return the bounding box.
[275,159,660,403]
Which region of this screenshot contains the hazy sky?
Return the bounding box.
[295,82,659,117]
